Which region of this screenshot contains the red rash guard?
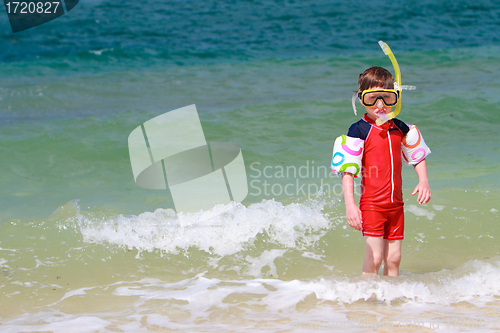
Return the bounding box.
[347,114,410,211]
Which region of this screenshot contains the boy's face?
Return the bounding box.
[362,86,393,122]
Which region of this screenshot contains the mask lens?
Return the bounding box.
[361,90,398,106]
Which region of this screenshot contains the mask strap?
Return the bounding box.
[352,92,359,115]
[399,85,416,91]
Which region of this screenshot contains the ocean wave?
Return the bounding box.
[4,260,499,332]
[70,199,332,256]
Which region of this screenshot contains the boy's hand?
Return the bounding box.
[413,159,431,205]
[346,203,363,231]
[412,181,431,205]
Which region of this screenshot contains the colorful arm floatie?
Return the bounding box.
[331,135,364,177]
[401,124,431,165]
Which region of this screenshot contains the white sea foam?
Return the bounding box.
[245,249,287,277]
[103,258,500,309]
[1,312,111,333]
[3,259,500,332]
[72,199,331,256]
[0,257,8,267]
[88,48,113,55]
[301,251,324,261]
[405,204,436,220]
[432,204,445,211]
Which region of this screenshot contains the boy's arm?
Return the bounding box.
[412,159,431,205]
[342,173,362,231]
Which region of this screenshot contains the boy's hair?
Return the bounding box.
[358,66,394,91]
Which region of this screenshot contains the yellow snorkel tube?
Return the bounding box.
[375,40,416,126]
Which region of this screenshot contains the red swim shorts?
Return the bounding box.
[361,206,404,240]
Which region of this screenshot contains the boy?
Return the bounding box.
[336,65,431,277]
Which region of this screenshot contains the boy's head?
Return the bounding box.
[357,67,397,122]
[358,66,394,92]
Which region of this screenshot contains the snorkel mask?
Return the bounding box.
[351,40,416,125]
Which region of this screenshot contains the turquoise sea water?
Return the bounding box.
[1,1,500,331]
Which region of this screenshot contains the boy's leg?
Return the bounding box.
[383,239,402,276]
[362,236,384,274]
[382,207,404,276]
